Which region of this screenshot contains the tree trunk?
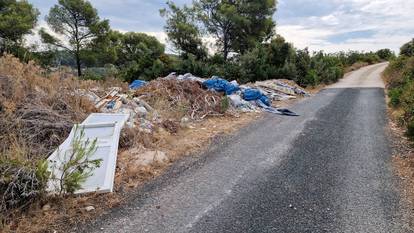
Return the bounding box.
[75,50,82,77]
[223,35,229,61]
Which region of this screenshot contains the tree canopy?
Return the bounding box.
[40,0,109,76]
[194,0,277,60]
[400,39,414,57]
[0,0,39,54]
[160,1,207,60]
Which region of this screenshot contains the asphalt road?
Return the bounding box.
[86,63,409,233]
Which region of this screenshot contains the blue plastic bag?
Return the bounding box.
[202,76,240,95]
[242,88,271,106]
[129,80,147,90]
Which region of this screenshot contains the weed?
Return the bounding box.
[49,126,101,194]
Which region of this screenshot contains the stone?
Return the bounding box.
[85,206,95,212]
[180,117,190,128]
[42,204,51,211]
[136,150,168,166]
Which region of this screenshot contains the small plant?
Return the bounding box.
[220,96,230,113]
[50,126,101,194]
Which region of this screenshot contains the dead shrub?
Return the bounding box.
[134,79,225,121]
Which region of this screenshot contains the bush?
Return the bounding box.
[49,127,101,194]
[388,88,403,107]
[407,120,414,140]
[384,55,414,140]
[0,160,49,219]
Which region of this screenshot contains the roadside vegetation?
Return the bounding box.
[384,38,414,229]
[384,39,414,139]
[0,0,395,231]
[2,0,393,86]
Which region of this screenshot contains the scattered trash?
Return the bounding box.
[228,94,257,112]
[203,76,240,95]
[256,100,299,116]
[254,79,309,98]
[242,88,271,106]
[85,206,95,212]
[129,80,147,90]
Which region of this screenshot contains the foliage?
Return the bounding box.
[400,38,414,57]
[376,48,395,60]
[194,0,277,60]
[114,32,167,82]
[50,126,101,194]
[230,0,276,54]
[384,55,414,140]
[0,0,39,59]
[160,1,207,59]
[40,0,110,76]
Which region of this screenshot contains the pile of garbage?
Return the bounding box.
[78,73,309,134]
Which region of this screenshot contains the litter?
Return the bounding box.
[203,76,240,95]
[228,94,257,112]
[256,100,299,116]
[242,88,271,106]
[129,80,147,90]
[47,113,129,194]
[254,80,309,97]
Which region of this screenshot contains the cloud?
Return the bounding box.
[26,0,414,53]
[276,0,414,53]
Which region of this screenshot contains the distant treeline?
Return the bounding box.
[1,0,395,86]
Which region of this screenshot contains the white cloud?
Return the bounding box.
[277,0,414,53]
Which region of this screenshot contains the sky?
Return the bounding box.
[27,0,414,53]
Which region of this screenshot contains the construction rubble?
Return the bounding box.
[45,72,309,194]
[0,66,308,196]
[82,73,309,132]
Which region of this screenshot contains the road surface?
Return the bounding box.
[85,63,409,233]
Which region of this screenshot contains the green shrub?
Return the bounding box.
[49,126,101,194]
[407,119,414,140]
[388,88,403,107]
[220,97,230,113]
[385,54,414,141]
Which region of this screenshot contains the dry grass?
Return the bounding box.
[344,62,369,73]
[134,79,226,121]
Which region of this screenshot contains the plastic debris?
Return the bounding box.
[228,94,257,112]
[203,76,240,95]
[242,88,271,106]
[256,100,299,116]
[129,80,147,90]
